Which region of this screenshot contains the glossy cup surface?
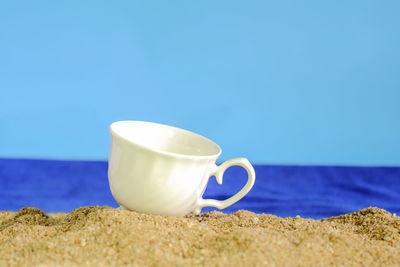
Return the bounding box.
[108,121,221,216]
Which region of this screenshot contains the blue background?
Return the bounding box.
[1,1,400,165]
[2,158,399,218]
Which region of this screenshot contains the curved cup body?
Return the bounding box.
[108,121,220,216]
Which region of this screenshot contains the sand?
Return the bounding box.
[0,207,399,266]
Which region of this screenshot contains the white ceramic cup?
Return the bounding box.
[108,121,255,216]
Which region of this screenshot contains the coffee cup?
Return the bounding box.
[108,121,255,216]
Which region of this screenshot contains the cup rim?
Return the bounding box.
[110,120,222,159]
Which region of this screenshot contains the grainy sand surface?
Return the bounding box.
[1,206,399,266]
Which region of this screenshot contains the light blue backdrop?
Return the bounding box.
[0,1,399,165]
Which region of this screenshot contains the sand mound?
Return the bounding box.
[1,207,399,266]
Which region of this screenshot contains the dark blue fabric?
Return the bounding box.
[0,158,399,219]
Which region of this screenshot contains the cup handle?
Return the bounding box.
[193,158,256,214]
